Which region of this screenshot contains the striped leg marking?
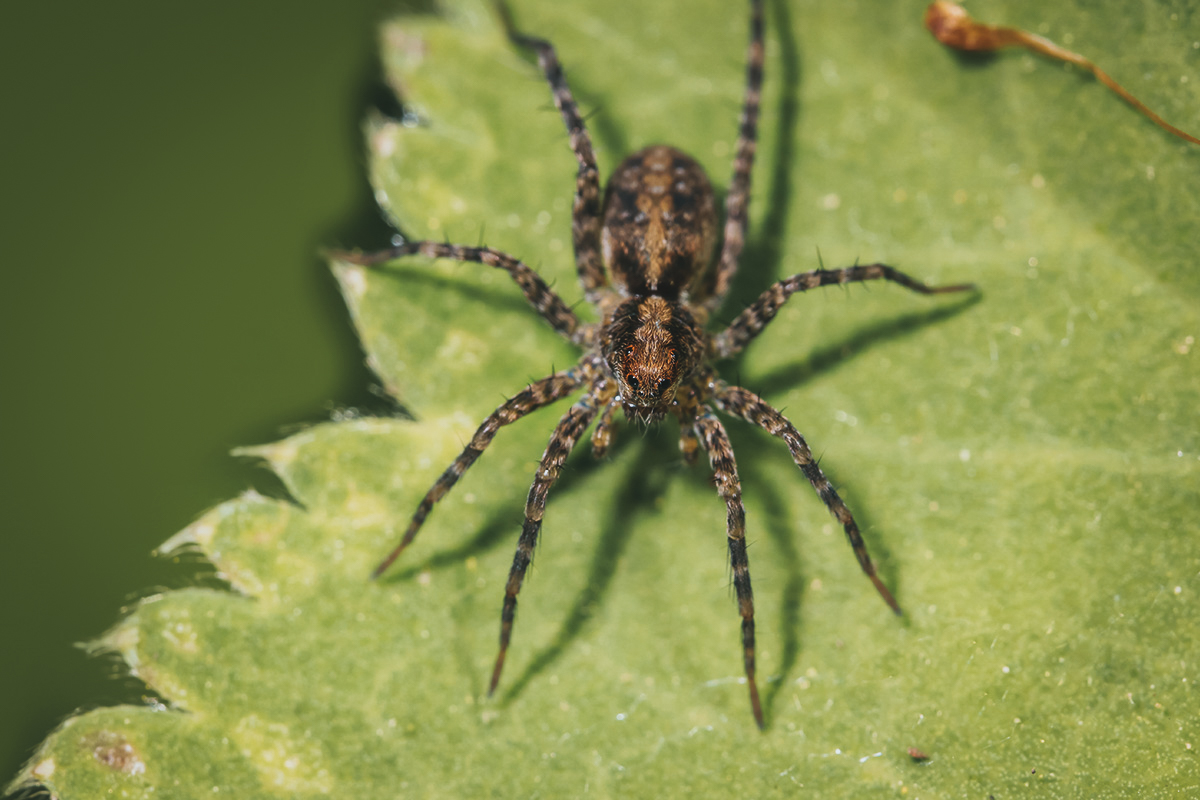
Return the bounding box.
[372,365,589,579]
[713,263,976,358]
[694,407,763,728]
[706,0,765,312]
[713,382,902,614]
[489,385,607,694]
[496,2,608,302]
[333,241,586,345]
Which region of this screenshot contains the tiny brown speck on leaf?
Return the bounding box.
[83,730,146,775]
[908,746,930,761]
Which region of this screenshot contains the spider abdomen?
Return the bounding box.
[600,145,717,300]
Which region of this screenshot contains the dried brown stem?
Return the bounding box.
[924,1,1199,146]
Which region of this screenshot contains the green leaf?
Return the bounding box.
[13,0,1199,797]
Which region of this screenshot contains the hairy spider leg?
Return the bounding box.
[497,2,609,302]
[490,382,611,694]
[334,241,587,345]
[712,263,977,357]
[371,363,595,579]
[588,396,621,458]
[712,381,902,614]
[693,407,762,728]
[678,423,701,467]
[706,0,765,312]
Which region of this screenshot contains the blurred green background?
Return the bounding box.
[0,1,414,781]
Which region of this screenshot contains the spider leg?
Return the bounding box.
[694,407,763,729]
[496,1,608,303]
[372,360,597,579]
[490,381,608,694]
[705,0,765,313]
[711,381,902,615]
[589,396,620,459]
[679,424,701,467]
[712,263,976,358]
[332,241,587,346]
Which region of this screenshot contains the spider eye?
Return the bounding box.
[626,375,640,390]
[657,378,670,393]
[625,345,636,359]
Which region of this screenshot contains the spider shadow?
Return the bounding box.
[573,74,630,170]
[373,408,678,706]
[504,7,632,175]
[498,430,677,705]
[730,450,804,722]
[748,293,980,398]
[731,425,907,726]
[379,411,618,584]
[373,262,556,320]
[717,293,979,723]
[382,515,518,583]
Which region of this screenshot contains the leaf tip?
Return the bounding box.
[157,515,217,558]
[82,614,143,674]
[330,260,370,302]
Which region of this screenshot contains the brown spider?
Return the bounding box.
[338,0,973,728]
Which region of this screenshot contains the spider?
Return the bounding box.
[337,0,974,728]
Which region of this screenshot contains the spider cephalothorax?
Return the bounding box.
[338,0,973,728]
[601,292,704,422]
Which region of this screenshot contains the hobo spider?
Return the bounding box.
[337,0,973,727]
